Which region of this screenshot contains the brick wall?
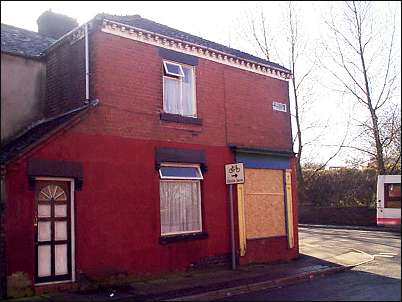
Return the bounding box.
[45,37,86,118]
[72,30,292,151]
[298,206,377,226]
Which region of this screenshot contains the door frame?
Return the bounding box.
[34,177,76,285]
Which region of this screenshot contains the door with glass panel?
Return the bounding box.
[35,181,71,283]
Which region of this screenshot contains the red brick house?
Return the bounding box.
[1,12,299,296]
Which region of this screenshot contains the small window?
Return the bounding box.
[385,183,401,208]
[163,61,184,77]
[159,165,203,180]
[159,164,203,236]
[163,61,196,117]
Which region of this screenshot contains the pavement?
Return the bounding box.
[299,223,401,233]
[10,224,400,302]
[221,225,401,301]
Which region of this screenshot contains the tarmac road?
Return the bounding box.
[221,226,401,301]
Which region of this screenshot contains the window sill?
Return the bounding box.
[160,112,203,125]
[159,231,208,245]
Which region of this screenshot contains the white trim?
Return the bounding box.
[160,163,201,168]
[162,230,204,236]
[34,280,74,287]
[70,180,76,282]
[163,61,184,77]
[101,20,291,81]
[33,177,76,285]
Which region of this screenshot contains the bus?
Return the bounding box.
[376,175,401,226]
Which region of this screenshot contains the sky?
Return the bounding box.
[2,1,401,167]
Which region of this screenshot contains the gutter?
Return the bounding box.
[84,23,90,101]
[229,145,296,157]
[1,100,99,149]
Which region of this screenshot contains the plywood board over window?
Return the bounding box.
[244,169,286,239]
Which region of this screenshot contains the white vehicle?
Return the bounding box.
[377,175,401,225]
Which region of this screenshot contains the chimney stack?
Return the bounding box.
[37,10,78,39]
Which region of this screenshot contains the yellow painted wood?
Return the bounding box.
[285,169,294,249]
[237,184,246,256]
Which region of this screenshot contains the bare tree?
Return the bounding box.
[244,2,322,199]
[285,2,316,192]
[321,1,400,175]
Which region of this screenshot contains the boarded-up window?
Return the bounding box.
[244,169,286,239]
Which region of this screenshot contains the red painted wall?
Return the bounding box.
[6,127,235,281]
[5,28,297,285]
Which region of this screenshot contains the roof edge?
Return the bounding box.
[36,14,291,78]
[1,49,45,61]
[101,18,291,77]
[1,99,99,165]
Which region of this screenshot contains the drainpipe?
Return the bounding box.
[84,23,90,101]
[0,165,6,298]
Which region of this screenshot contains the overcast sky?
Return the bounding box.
[2,1,401,167]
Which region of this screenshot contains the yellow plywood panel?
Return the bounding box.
[243,168,286,239]
[245,169,283,194]
[286,170,294,248]
[237,184,247,256]
[244,194,286,239]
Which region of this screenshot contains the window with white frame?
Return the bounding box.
[159,163,203,236]
[163,60,196,117]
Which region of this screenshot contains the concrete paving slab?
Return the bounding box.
[328,251,374,266]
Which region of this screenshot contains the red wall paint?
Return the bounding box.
[239,237,298,265]
[6,129,235,281]
[5,29,298,284]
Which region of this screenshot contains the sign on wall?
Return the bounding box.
[225,163,245,184]
[272,101,287,112]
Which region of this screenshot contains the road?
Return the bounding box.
[221,226,401,301]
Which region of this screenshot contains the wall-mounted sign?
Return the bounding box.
[225,163,245,184]
[272,101,287,112]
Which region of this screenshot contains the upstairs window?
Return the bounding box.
[163,60,196,117]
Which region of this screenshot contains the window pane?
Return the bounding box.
[160,181,201,235]
[55,204,67,217]
[55,221,67,240]
[38,245,51,277]
[385,183,401,208]
[164,77,181,114]
[160,166,202,179]
[38,204,51,217]
[388,184,401,198]
[55,244,68,275]
[182,66,195,116]
[164,62,183,76]
[38,221,51,241]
